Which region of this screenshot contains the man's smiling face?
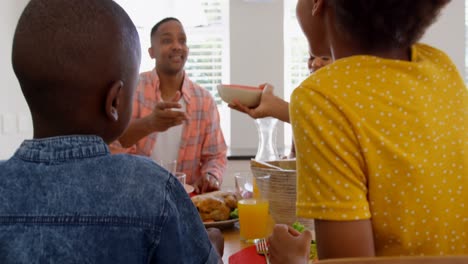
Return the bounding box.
[149,20,188,75]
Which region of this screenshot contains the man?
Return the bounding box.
[0,0,223,262]
[116,17,227,194]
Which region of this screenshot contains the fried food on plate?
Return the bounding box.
[191,191,239,222]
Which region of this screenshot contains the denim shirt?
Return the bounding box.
[0,135,219,264]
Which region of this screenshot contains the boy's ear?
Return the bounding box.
[312,0,325,16]
[105,80,124,122]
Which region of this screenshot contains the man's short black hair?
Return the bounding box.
[329,0,450,50]
[150,17,181,39]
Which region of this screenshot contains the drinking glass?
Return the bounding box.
[238,198,270,243]
[158,160,177,174]
[234,172,261,199]
[174,172,186,185]
[235,172,271,242]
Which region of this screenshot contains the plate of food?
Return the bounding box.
[203,218,238,229]
[191,190,239,229]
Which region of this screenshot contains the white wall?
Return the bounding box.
[0,0,465,159]
[422,0,465,74]
[229,0,285,153]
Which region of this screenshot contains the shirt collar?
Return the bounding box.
[151,68,192,103]
[14,135,109,163]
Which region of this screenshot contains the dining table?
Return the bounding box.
[221,222,317,264]
[222,223,249,263]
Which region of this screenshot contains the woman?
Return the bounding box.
[268,0,466,262]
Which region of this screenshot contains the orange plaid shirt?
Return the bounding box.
[113,69,227,184]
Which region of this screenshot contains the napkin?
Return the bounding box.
[228,245,265,264]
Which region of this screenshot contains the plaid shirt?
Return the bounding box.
[113,69,227,184]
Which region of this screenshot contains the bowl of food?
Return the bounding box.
[217,84,263,108]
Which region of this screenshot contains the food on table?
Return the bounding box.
[192,196,230,221]
[292,221,306,233]
[191,191,239,222]
[292,221,318,261]
[229,208,238,219]
[209,190,238,209]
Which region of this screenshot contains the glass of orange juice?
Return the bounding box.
[234,172,263,198]
[238,198,270,243]
[235,172,252,198]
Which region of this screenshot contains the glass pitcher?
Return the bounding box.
[254,117,279,161]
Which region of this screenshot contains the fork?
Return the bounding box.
[255,238,271,264]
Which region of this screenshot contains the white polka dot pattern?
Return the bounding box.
[291,44,468,256]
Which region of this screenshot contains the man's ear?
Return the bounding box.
[105,80,124,122]
[312,0,325,16]
[148,47,155,59]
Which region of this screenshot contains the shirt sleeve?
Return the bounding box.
[290,85,371,221]
[199,94,227,184]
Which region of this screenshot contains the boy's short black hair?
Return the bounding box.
[329,0,450,50]
[150,17,181,39]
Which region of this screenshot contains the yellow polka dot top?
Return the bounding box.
[290,43,467,256]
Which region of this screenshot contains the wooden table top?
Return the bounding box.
[222,223,250,263]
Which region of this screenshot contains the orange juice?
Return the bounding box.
[252,178,260,198]
[238,198,269,242]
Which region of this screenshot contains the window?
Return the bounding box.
[184,0,231,143]
[115,0,231,143]
[283,0,310,152]
[466,0,468,81]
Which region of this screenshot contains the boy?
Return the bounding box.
[0,0,223,263]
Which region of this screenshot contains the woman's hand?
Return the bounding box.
[229,84,290,123]
[228,83,275,118]
[268,224,313,264]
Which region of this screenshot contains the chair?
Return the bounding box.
[318,255,468,264]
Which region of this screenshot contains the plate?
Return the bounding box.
[204,218,238,229]
[184,184,195,194]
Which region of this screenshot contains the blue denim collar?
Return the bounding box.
[14,135,110,163]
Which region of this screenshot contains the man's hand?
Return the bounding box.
[268,224,313,264]
[149,91,189,132]
[193,173,220,194]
